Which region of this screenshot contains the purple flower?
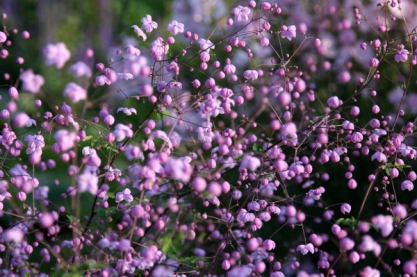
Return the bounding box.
[77,171,99,195]
[2,227,24,243]
[117,239,131,252]
[166,20,184,35]
[43,42,71,69]
[340,203,351,214]
[263,239,276,250]
[369,57,379,67]
[150,37,169,59]
[243,70,259,80]
[54,130,76,152]
[360,266,380,277]
[261,37,270,47]
[164,157,193,182]
[82,147,101,167]
[327,96,340,108]
[13,112,36,128]
[68,61,92,78]
[95,75,111,86]
[19,70,45,94]
[401,180,414,191]
[372,215,394,237]
[63,82,87,103]
[237,209,255,222]
[25,134,45,155]
[132,25,147,41]
[117,73,133,80]
[125,44,141,56]
[281,25,296,41]
[341,237,355,251]
[0,31,7,43]
[116,188,134,203]
[395,48,409,62]
[239,155,261,172]
[371,151,387,163]
[113,124,134,141]
[224,63,236,75]
[141,15,158,33]
[198,38,215,53]
[349,251,360,264]
[231,5,251,22]
[35,186,49,200]
[297,243,314,255]
[117,107,137,116]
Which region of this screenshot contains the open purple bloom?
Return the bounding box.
[19,70,45,94]
[395,49,409,62]
[231,5,251,22]
[281,25,296,41]
[132,25,147,41]
[116,188,134,203]
[43,42,71,69]
[77,171,98,195]
[141,15,158,33]
[166,20,184,35]
[63,82,87,103]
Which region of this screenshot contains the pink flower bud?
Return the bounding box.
[192,176,207,193]
[34,99,42,108]
[340,203,351,214]
[255,261,266,273]
[369,57,379,67]
[8,87,18,99]
[39,212,54,228]
[205,78,215,88]
[341,237,355,251]
[349,251,360,263]
[350,106,360,116]
[222,260,231,270]
[208,182,222,197]
[140,84,154,96]
[372,105,380,114]
[260,37,270,47]
[408,171,417,181]
[246,237,259,252]
[104,115,115,126]
[131,205,145,218]
[327,96,340,108]
[371,39,381,48]
[261,2,272,10]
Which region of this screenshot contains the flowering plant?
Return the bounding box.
[1,0,417,276]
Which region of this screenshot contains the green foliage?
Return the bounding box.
[161,229,185,257]
[50,261,106,277]
[383,162,411,176]
[252,142,264,152]
[336,216,379,231]
[335,216,359,228]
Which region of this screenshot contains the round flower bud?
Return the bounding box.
[192,176,207,193]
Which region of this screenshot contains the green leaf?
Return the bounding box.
[83,136,93,142]
[335,217,358,228]
[160,110,170,116]
[161,229,185,257]
[252,143,263,152]
[179,256,207,265]
[66,215,77,223]
[103,143,118,153]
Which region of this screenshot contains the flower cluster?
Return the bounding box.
[1,1,417,277]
